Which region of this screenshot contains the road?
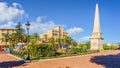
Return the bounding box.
[1,50,120,68]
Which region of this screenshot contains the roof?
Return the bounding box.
[0,28,16,30]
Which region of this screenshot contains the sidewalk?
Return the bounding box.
[1,50,120,68]
[16,50,120,68]
[0,51,25,68]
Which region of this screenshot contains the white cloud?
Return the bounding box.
[22,16,62,35]
[36,16,42,23]
[0,2,85,41]
[66,27,84,36]
[28,20,59,34]
[12,2,22,9]
[78,36,91,43]
[36,16,47,23]
[0,16,63,35]
[0,21,17,28]
[0,2,25,23]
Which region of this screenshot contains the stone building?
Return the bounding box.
[0,28,16,48]
[40,26,68,43]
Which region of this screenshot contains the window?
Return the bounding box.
[2,38,4,42]
[2,33,4,36]
[2,30,4,32]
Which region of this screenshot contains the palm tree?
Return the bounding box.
[21,34,26,43]
[63,36,78,48]
[56,38,64,49]
[44,34,47,43]
[71,40,78,47]
[64,36,71,45]
[48,38,55,46]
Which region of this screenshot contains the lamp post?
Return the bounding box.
[25,21,30,60]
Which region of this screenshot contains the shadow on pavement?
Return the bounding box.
[0,60,26,67]
[0,51,8,54]
[90,53,120,68]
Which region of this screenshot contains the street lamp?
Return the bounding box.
[25,21,30,60]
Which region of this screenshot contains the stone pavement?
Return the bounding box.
[1,50,120,68]
[0,51,25,68]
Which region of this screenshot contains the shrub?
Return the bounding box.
[30,44,56,59]
[70,46,80,54]
[111,45,118,50]
[85,41,90,49]
[103,44,111,50]
[87,50,99,53]
[11,50,26,59]
[79,44,87,52]
[57,49,68,54]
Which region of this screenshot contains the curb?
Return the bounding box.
[8,53,35,63]
[7,53,23,60]
[38,50,116,62]
[38,52,99,62]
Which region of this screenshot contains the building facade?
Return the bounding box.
[0,28,16,48]
[40,26,68,43]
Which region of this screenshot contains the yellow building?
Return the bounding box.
[40,26,68,43]
[0,28,16,48]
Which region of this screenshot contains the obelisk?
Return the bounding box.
[90,3,104,50]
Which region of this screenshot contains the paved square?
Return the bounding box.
[0,50,120,68]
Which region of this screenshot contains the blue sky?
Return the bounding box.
[0,0,120,44]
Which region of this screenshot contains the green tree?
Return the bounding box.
[71,40,78,47]
[10,33,17,48]
[56,38,66,49]
[3,33,9,47]
[56,38,61,48]
[79,44,87,52]
[63,36,72,47]
[22,34,27,43]
[33,33,39,40]
[70,46,79,54]
[85,41,90,49]
[70,44,87,54]
[30,33,39,45]
[15,22,25,42]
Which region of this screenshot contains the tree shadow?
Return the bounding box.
[0,60,26,67]
[90,53,120,68]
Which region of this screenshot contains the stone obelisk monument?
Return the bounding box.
[90,3,104,50]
